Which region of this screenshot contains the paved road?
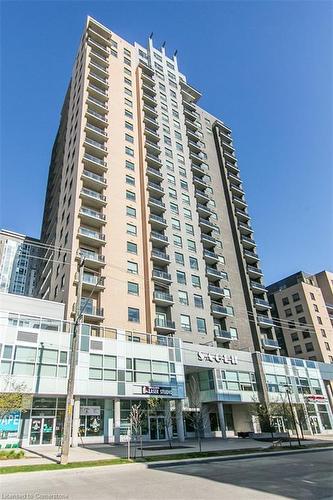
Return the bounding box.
[1,450,332,499]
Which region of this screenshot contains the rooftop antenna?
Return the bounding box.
[162,41,166,48]
[149,32,153,39]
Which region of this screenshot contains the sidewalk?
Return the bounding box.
[2,434,333,468]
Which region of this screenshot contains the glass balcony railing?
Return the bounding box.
[154,318,175,329]
[82,170,106,184]
[78,250,105,263]
[78,227,105,241]
[153,291,173,302]
[81,188,106,202]
[152,269,171,280]
[151,231,168,242]
[83,153,107,167]
[80,207,105,221]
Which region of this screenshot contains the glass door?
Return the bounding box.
[42,418,55,444]
[30,418,42,445]
[149,416,166,440]
[156,312,167,327]
[30,417,55,445]
[310,416,320,434]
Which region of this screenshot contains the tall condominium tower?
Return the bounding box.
[37,16,279,354]
[0,229,39,297]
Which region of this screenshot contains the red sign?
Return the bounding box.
[306,395,327,403]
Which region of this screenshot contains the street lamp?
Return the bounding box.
[284,385,302,447]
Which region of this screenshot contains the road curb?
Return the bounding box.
[146,446,333,468]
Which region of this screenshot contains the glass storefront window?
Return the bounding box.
[15,346,36,363]
[152,361,168,373]
[12,362,34,375]
[135,359,151,372]
[104,356,116,369]
[104,369,116,381]
[135,372,152,383]
[39,349,58,364]
[39,365,57,377]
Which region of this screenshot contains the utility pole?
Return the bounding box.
[285,386,302,447]
[60,258,85,465]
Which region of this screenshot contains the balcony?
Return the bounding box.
[199,218,218,233]
[244,249,259,263]
[191,151,206,164]
[188,140,202,153]
[143,102,158,118]
[146,153,162,168]
[185,118,199,131]
[142,83,156,97]
[80,305,104,321]
[143,114,159,129]
[85,122,107,140]
[145,140,161,155]
[90,49,109,67]
[87,82,108,100]
[257,315,275,329]
[151,249,170,264]
[80,188,107,207]
[238,221,253,236]
[78,227,106,246]
[87,37,109,56]
[191,163,207,176]
[183,106,197,121]
[84,137,107,155]
[203,250,219,264]
[193,176,207,189]
[201,233,217,248]
[195,189,210,203]
[79,207,106,226]
[148,181,164,196]
[86,108,108,126]
[208,284,225,298]
[150,231,169,247]
[206,267,225,281]
[154,318,176,333]
[148,197,166,213]
[230,183,244,197]
[254,298,272,311]
[152,269,172,284]
[77,249,105,269]
[81,169,106,190]
[233,196,247,209]
[141,70,155,86]
[144,127,160,141]
[225,162,239,175]
[222,141,235,154]
[235,208,250,222]
[224,151,237,164]
[214,327,232,342]
[83,153,107,172]
[197,203,213,217]
[228,172,241,185]
[142,92,157,107]
[211,304,234,318]
[153,291,174,306]
[180,79,202,102]
[88,71,108,88]
[87,95,108,112]
[149,213,167,229]
[250,281,268,294]
[247,265,263,278]
[187,128,201,141]
[79,272,105,291]
[147,166,163,181]
[261,337,280,351]
[241,236,256,249]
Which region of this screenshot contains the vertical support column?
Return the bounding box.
[71,397,80,447]
[104,399,113,444]
[217,401,227,440]
[114,398,121,444]
[175,400,185,442]
[324,381,333,415]
[164,400,173,443]
[202,404,211,438]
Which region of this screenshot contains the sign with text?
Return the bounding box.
[80,406,101,416]
[0,411,21,433]
[197,351,238,365]
[306,395,328,404]
[142,386,172,396]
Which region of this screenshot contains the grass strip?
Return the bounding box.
[1,442,332,475]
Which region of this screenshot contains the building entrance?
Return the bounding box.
[149,416,166,440]
[29,417,55,445]
[309,416,321,434]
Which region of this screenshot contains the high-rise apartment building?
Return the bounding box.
[0,229,39,297]
[268,271,333,364]
[37,16,279,355]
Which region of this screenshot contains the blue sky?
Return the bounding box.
[1,0,332,284]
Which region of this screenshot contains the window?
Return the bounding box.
[292,293,300,302]
[172,218,181,230]
[125,109,133,119]
[302,330,311,339]
[169,188,177,199]
[192,275,201,288]
[183,208,192,219]
[125,121,134,131]
[321,329,327,338]
[291,332,299,342]
[185,223,194,235]
[179,167,186,177]
[166,160,174,171]
[313,304,319,312]
[317,316,323,325]
[173,234,182,247]
[164,135,172,145]
[282,297,289,306]
[125,146,134,157]
[126,160,135,171]
[167,173,176,185]
[177,271,186,284]
[194,295,203,308]
[197,318,206,334]
[177,154,185,164]
[285,309,292,317]
[175,252,184,265]
[124,88,132,97]
[175,131,182,140]
[126,206,136,218]
[127,241,137,254]
[124,48,131,57]
[127,261,138,274]
[126,223,137,236]
[180,179,188,191]
[181,193,190,204]
[128,307,139,322]
[165,148,173,158]
[126,190,136,201]
[128,282,139,295]
[230,327,238,339]
[124,57,131,66]
[189,257,199,269]
[294,345,302,354]
[310,292,315,300]
[180,315,191,331]
[295,304,303,314]
[173,119,180,129]
[305,342,314,352]
[325,342,331,351]
[178,290,189,305]
[126,175,135,186]
[187,240,196,252]
[176,142,183,152]
[170,202,179,214]
[124,98,132,108]
[299,317,306,324]
[124,77,132,86]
